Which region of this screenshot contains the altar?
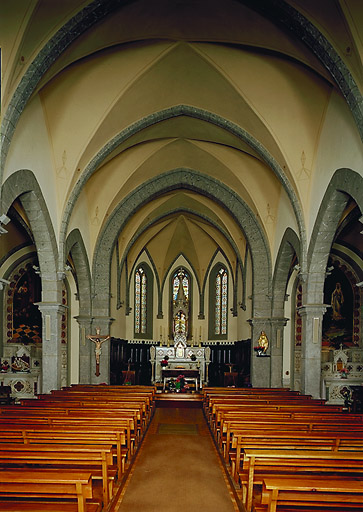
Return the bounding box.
[150,271,211,389]
[150,334,210,389]
[321,345,363,405]
[162,368,200,391]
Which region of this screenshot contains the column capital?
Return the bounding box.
[248,317,271,326]
[35,302,67,315]
[298,304,329,317]
[270,317,289,327]
[74,315,93,328]
[91,316,115,332]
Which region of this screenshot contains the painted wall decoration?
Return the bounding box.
[323,267,354,348]
[7,263,42,344]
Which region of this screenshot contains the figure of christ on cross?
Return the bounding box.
[86,327,110,376]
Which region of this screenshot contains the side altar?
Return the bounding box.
[150,333,210,389]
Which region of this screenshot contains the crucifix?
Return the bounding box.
[86,327,110,376]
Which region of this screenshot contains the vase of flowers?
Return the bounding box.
[161,355,169,368]
[339,367,349,379]
[175,374,189,393]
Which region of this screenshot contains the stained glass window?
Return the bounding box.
[215,267,228,335]
[172,268,190,337]
[173,268,189,300]
[135,267,147,334]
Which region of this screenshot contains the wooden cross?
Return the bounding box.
[86,327,110,376]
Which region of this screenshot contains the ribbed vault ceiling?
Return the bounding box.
[1,0,361,280]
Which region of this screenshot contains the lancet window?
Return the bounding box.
[172,268,190,338]
[134,266,147,334]
[214,266,228,336]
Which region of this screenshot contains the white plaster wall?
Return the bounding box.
[4,96,59,241]
[272,189,300,269]
[283,271,298,388]
[238,250,253,340]
[66,271,79,384]
[308,91,363,241]
[110,250,124,338]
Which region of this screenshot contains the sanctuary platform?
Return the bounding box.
[155,391,203,408]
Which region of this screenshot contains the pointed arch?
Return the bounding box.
[65,229,92,316]
[91,169,271,321]
[59,106,306,273]
[1,0,361,187]
[133,261,154,339]
[209,263,229,339]
[272,227,301,317]
[307,169,363,304]
[1,170,59,300]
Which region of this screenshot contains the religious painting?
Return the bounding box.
[9,264,42,344]
[322,267,354,348]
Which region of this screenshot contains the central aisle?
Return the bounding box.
[115,407,240,512]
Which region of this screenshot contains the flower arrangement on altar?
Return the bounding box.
[168,374,189,392]
[339,367,349,378]
[161,356,169,367]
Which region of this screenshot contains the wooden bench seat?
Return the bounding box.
[0,443,116,507]
[218,418,363,459]
[0,422,131,476]
[258,476,363,512]
[35,394,154,422]
[239,448,363,512]
[0,409,138,453]
[228,431,363,479]
[0,469,101,512]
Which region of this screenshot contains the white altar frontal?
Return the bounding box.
[321,345,363,405]
[150,334,210,389]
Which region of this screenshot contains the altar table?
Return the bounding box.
[162,369,199,392]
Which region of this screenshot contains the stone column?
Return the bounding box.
[36,302,67,393]
[270,317,288,388]
[74,315,93,383]
[298,304,328,398]
[89,316,114,384]
[249,318,272,388]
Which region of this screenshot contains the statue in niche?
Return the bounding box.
[331,282,344,321]
[257,331,269,353]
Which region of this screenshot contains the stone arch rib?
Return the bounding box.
[1,169,59,301]
[59,105,306,272]
[307,168,363,304]
[243,0,363,139]
[1,0,361,187]
[0,0,129,182]
[272,227,301,317]
[91,169,272,319]
[65,229,92,315]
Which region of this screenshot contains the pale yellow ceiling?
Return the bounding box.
[1,0,361,279]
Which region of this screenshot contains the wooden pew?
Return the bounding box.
[219,412,363,457]
[239,448,363,512]
[40,393,155,420]
[0,443,115,507]
[229,431,363,481]
[0,469,101,512]
[259,477,363,512]
[0,424,129,475]
[0,407,139,453]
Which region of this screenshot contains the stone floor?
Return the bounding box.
[114,407,241,512]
